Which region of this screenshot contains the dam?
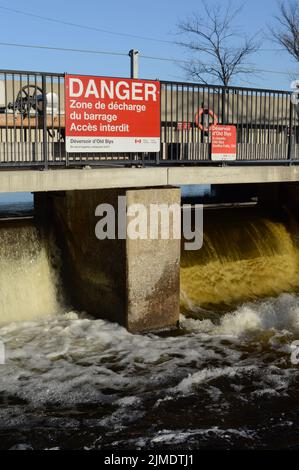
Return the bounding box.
[2,69,299,450]
[2,190,299,324]
[0,68,299,333]
[3,183,299,450]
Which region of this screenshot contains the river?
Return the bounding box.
[1,199,299,449]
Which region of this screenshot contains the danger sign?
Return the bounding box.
[211,125,237,161]
[65,75,160,153]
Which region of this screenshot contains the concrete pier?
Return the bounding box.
[125,188,180,332]
[39,187,181,333]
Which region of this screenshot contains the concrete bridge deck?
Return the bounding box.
[1,165,299,193]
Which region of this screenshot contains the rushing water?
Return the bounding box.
[1,203,299,449]
[1,296,299,450]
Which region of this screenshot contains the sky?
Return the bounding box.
[0,0,298,203]
[0,0,297,90]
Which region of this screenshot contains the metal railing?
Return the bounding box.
[0,69,298,168]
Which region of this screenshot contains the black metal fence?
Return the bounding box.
[0,69,298,168]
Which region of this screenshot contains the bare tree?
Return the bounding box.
[272,1,299,62]
[177,2,259,86]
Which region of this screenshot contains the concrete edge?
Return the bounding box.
[1,165,299,193]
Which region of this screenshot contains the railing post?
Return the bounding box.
[288,98,294,164]
[42,74,48,169]
[156,147,160,165]
[221,88,226,124]
[157,82,162,165]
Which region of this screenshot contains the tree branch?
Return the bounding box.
[176,1,259,86]
[271,1,299,61]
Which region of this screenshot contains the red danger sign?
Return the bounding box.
[65,75,160,153]
[211,125,237,161]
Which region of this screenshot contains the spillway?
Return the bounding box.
[181,206,299,313]
[0,220,61,324]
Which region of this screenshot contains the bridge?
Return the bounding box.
[1,69,299,334]
[0,69,298,190]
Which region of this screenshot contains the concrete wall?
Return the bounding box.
[50,189,127,325]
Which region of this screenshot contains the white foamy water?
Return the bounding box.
[0,223,61,324]
[1,293,299,449]
[181,293,299,336]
